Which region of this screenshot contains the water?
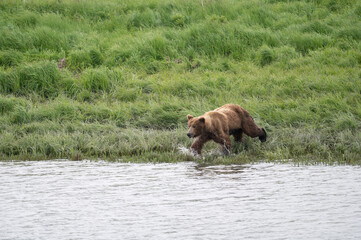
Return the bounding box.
[1,161,361,240]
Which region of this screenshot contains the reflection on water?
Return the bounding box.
[194,164,247,176]
[1,160,361,240]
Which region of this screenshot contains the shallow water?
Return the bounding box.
[1,161,361,240]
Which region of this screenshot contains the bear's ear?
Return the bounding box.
[199,117,205,123]
[187,115,193,121]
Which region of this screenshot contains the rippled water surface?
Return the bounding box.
[1,161,361,239]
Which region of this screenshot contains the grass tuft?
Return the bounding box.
[14,11,38,28]
[80,68,111,93]
[16,61,61,98]
[257,46,275,66]
[0,96,15,114]
[0,50,23,68]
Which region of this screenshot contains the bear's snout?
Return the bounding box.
[187,133,192,138]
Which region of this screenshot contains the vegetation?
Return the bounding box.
[0,0,360,164]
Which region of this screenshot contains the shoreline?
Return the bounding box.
[1,125,360,165]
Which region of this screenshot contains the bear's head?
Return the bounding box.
[187,115,205,138]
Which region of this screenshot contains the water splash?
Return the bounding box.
[206,148,224,157]
[178,145,197,157]
[178,145,225,159]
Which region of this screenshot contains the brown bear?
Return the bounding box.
[187,104,266,155]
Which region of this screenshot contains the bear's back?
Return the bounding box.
[207,104,244,130]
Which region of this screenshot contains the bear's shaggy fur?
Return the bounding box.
[187,104,266,155]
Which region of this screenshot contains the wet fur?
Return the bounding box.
[187,104,267,155]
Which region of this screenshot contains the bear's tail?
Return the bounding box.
[259,128,267,142]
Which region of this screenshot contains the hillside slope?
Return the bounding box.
[0,0,360,163]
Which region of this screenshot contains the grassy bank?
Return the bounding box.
[0,0,360,164]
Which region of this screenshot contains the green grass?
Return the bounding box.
[0,0,360,164]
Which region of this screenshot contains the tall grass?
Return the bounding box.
[1,122,360,164]
[0,0,360,163]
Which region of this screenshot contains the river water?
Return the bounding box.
[1,160,361,240]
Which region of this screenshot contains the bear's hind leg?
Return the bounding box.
[259,128,267,142]
[232,129,244,142]
[242,118,267,142]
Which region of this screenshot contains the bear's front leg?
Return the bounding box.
[190,135,209,155]
[212,134,231,156]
